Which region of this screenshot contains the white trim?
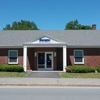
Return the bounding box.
[0,46,23,48]
[23,43,66,47]
[74,50,84,64]
[8,50,18,64]
[23,46,27,72]
[68,45,100,48]
[63,46,67,72]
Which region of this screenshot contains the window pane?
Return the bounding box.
[9,50,18,63]
[75,57,82,62]
[9,57,17,62]
[10,51,17,57]
[75,51,82,57]
[38,53,45,64]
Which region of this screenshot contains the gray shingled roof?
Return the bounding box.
[0,30,100,47]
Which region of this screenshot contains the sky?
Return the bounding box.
[0,0,100,30]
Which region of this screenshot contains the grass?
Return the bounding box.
[60,72,100,78]
[0,72,27,77]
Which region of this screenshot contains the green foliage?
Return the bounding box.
[97,66,100,72]
[65,67,72,73]
[65,20,92,30]
[0,65,24,72]
[67,66,95,73]
[3,20,39,30]
[0,72,27,77]
[61,73,100,78]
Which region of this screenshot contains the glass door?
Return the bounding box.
[38,53,45,68]
[45,52,53,69]
[38,52,53,70]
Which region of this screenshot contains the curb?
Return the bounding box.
[0,84,100,87]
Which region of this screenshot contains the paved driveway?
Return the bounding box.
[26,72,61,78]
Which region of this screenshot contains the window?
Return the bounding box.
[8,50,18,64]
[74,50,84,64]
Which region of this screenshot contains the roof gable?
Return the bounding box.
[23,34,66,45]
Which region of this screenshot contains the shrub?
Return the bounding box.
[0,65,24,72]
[97,66,100,72]
[65,67,72,73]
[67,66,95,73]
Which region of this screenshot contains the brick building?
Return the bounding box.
[0,25,100,72]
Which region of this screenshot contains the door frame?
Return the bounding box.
[37,52,53,71]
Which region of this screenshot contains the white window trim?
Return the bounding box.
[74,50,84,64]
[8,50,18,64]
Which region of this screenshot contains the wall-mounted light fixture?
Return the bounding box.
[34,52,37,57]
[54,52,56,57]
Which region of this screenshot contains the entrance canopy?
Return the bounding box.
[22,34,67,72]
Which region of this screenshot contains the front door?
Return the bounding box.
[38,52,53,70]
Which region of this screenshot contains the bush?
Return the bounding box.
[67,66,95,73]
[65,67,72,73]
[97,66,100,72]
[0,65,24,72]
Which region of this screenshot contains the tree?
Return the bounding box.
[3,20,39,30]
[65,20,92,30]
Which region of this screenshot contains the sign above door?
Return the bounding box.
[39,37,50,42]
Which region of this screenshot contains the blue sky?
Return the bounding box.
[0,0,100,30]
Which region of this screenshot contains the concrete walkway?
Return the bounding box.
[0,78,100,87]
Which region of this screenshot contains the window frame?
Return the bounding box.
[8,50,18,64]
[74,50,84,64]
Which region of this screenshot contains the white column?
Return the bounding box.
[23,46,27,72]
[63,46,67,72]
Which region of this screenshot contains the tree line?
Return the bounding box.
[3,20,92,30]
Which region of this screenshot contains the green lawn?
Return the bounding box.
[0,72,27,77]
[1,72,100,78]
[60,72,100,78]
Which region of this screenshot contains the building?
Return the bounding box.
[0,24,100,72]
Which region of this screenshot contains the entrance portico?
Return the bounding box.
[23,35,67,72]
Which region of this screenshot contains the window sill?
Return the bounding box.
[74,62,84,64]
[8,62,18,64]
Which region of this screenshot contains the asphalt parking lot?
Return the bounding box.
[26,72,61,78]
